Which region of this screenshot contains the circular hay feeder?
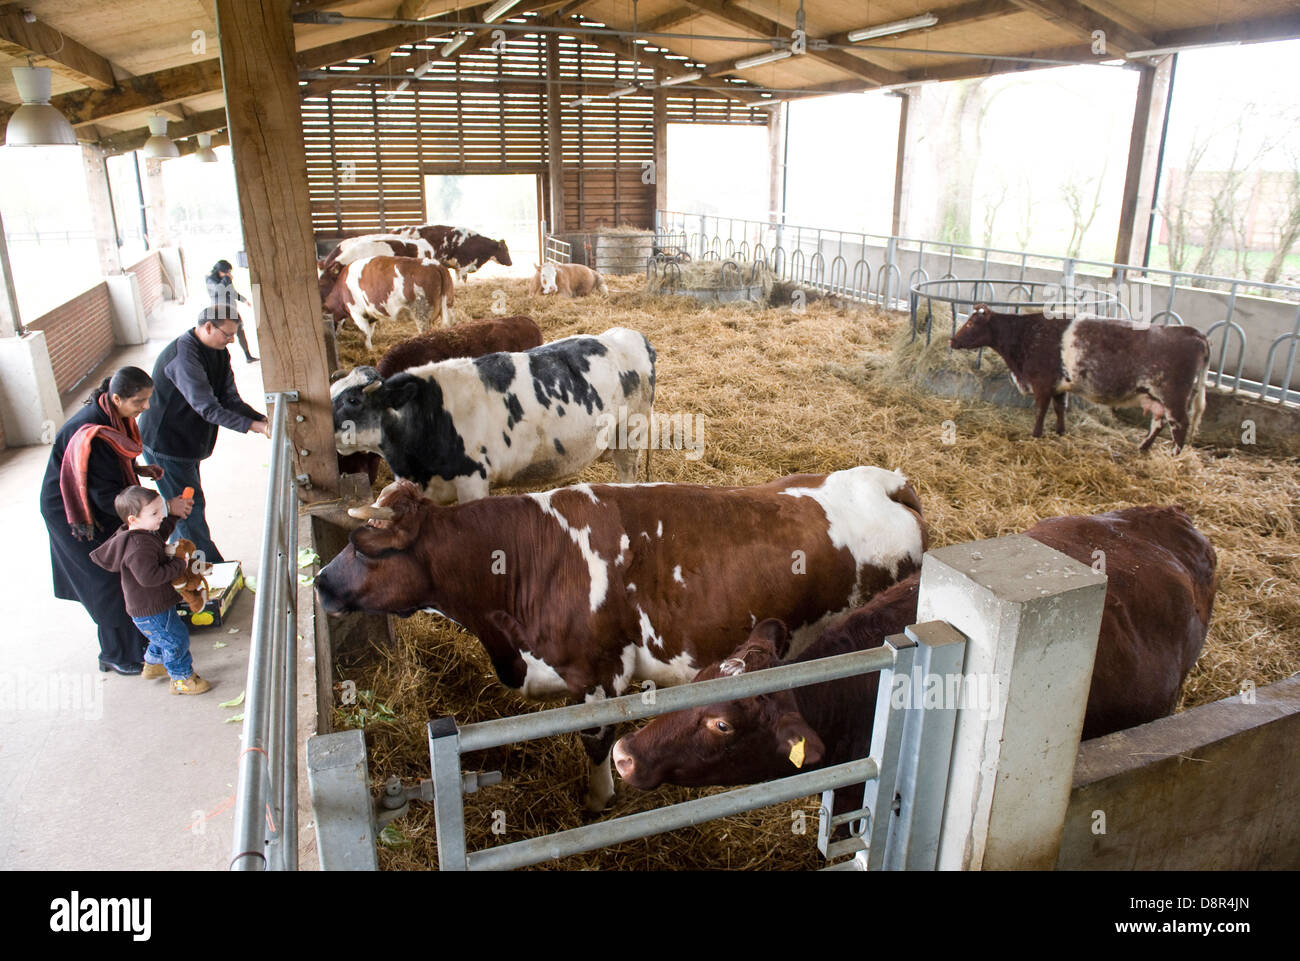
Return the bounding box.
[910,277,1128,345]
[589,226,657,274]
[646,258,773,303]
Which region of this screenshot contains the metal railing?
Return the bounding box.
[428,622,964,871]
[231,391,300,870]
[657,209,1300,408]
[541,223,571,264]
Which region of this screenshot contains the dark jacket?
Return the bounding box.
[206,275,249,313]
[139,329,262,460]
[89,516,186,618]
[40,393,144,622]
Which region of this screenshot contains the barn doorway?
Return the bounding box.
[423,173,539,279]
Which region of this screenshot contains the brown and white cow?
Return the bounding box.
[949,304,1210,453]
[315,466,927,809]
[317,234,439,298]
[334,315,545,483]
[612,505,1217,805]
[530,262,607,297]
[395,224,511,282]
[320,255,455,350]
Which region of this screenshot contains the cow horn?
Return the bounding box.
[362,379,383,394]
[348,505,396,520]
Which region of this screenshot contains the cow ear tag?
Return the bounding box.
[788,738,806,769]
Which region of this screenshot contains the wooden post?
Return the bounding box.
[0,206,21,338]
[1113,55,1175,268]
[216,0,337,499]
[652,69,668,223]
[83,144,122,274]
[143,156,170,248]
[544,32,565,233]
[767,102,786,225]
[891,90,915,237]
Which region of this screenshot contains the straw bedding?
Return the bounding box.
[331,273,1300,871]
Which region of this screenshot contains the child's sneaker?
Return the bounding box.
[142,662,168,680]
[172,673,212,695]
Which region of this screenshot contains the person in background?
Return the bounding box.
[139,305,269,565]
[39,366,193,675]
[206,259,257,363]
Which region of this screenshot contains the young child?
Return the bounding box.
[90,486,212,695]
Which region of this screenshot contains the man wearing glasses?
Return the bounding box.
[139,305,269,564]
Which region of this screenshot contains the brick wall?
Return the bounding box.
[26,282,115,396]
[127,251,163,320]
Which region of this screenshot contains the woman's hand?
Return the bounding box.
[137,464,164,481]
[168,496,194,519]
[249,419,271,437]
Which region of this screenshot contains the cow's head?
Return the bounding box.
[315,482,437,618]
[494,239,512,267]
[950,303,997,349]
[536,263,558,294]
[612,619,825,790]
[318,260,345,301]
[330,366,422,454]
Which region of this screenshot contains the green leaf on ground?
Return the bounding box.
[225,713,245,724]
[219,691,245,708]
[213,641,227,649]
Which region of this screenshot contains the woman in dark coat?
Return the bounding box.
[39,366,193,674]
[206,259,257,363]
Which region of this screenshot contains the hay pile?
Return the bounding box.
[332,275,1300,871]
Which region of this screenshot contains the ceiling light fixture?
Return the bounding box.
[608,85,638,98]
[847,13,938,43]
[5,64,77,146]
[1124,40,1241,58]
[658,72,702,87]
[482,0,522,22]
[143,115,179,159]
[193,132,218,162]
[734,49,792,70]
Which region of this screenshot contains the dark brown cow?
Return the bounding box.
[395,224,511,282]
[320,255,455,350]
[612,506,1217,801]
[949,304,1210,453]
[334,315,544,483]
[315,466,927,809]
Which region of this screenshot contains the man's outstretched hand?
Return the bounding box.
[250,419,271,437]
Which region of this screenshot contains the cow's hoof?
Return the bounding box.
[583,790,613,814]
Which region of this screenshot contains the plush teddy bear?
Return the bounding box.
[166,538,211,614]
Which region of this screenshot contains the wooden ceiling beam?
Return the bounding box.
[0,57,224,128]
[97,106,229,156]
[1006,0,1154,56]
[676,0,906,86]
[296,3,493,69]
[1134,10,1300,52]
[826,0,1021,45]
[572,27,767,105]
[0,7,118,90]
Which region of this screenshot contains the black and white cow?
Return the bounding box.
[330,327,656,503]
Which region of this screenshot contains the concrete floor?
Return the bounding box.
[0,301,274,870]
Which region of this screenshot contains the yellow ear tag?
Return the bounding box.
[788,738,806,769]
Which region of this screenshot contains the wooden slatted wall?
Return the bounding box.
[301,20,768,236]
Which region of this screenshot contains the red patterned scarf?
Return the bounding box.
[60,392,143,540]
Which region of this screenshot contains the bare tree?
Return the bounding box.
[1264,150,1300,285]
[1157,135,1210,273]
[1061,156,1109,259]
[980,176,1008,248]
[1190,110,1278,283]
[1015,173,1037,250]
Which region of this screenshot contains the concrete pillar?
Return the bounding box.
[104,273,149,345]
[0,331,64,445]
[917,534,1107,870]
[305,730,378,871]
[82,144,123,275]
[143,156,170,249]
[158,246,188,302]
